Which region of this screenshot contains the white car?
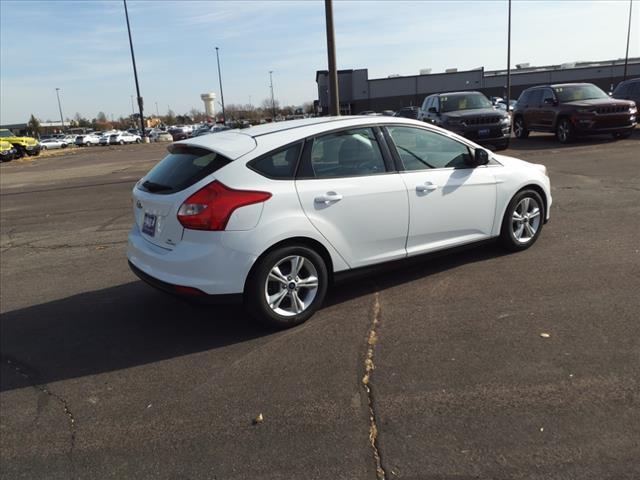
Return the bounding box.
[39,138,68,150]
[128,116,551,328]
[108,132,141,145]
[149,130,173,142]
[75,134,101,146]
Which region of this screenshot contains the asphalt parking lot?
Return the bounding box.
[1,132,639,479]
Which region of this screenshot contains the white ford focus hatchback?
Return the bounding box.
[128,116,551,328]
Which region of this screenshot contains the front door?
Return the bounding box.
[295,127,409,268]
[385,125,497,255]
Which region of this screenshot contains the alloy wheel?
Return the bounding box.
[512,197,541,244]
[264,255,319,317]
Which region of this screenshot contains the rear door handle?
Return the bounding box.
[416,182,438,193]
[314,192,343,204]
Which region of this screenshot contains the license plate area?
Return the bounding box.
[478,128,490,137]
[142,213,157,237]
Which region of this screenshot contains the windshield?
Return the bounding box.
[0,130,13,138]
[440,94,492,112]
[553,85,608,102]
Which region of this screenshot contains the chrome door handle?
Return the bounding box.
[416,183,438,193]
[314,192,343,204]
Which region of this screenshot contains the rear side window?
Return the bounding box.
[305,128,387,178]
[249,142,302,179]
[139,145,232,194]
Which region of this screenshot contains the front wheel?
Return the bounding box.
[556,118,574,143]
[135,138,141,144]
[500,189,545,251]
[513,117,529,139]
[245,246,328,329]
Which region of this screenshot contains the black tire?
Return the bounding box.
[556,118,574,143]
[41,145,47,151]
[13,146,25,159]
[245,245,328,329]
[612,131,632,140]
[499,189,545,252]
[136,138,141,144]
[513,116,529,139]
[495,138,510,151]
[119,140,124,145]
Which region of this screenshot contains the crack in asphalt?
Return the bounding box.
[0,239,127,253]
[362,291,386,480]
[1,355,77,479]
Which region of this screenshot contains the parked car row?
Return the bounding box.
[360,79,637,148]
[75,130,142,147]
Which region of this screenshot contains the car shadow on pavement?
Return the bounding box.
[1,241,509,393]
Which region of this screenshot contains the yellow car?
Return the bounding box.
[0,129,41,158]
[1,139,17,162]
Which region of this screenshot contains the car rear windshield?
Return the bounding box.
[440,93,492,112]
[553,84,608,102]
[138,144,232,194]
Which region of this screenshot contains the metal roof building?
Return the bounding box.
[316,57,640,115]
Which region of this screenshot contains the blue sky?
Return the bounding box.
[1,0,638,124]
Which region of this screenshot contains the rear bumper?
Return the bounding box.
[128,260,242,304]
[127,225,256,296]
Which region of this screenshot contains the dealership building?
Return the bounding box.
[315,57,640,115]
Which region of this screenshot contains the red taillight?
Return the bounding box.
[177,180,271,231]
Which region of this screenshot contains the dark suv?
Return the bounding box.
[513,83,637,143]
[612,77,640,106]
[418,91,511,150]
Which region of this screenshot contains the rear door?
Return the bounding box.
[295,127,409,268]
[525,89,543,128]
[385,125,497,255]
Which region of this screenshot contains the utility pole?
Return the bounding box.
[155,101,159,117]
[269,70,276,119]
[215,47,226,124]
[506,0,512,105]
[124,0,146,139]
[324,0,339,116]
[130,95,135,116]
[55,88,65,131]
[623,0,633,80]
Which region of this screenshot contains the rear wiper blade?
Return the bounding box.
[142,180,172,192]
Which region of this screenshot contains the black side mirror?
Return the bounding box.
[467,148,489,167]
[428,107,438,114]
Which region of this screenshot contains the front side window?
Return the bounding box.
[387,126,471,170]
[307,128,387,178]
[250,142,302,179]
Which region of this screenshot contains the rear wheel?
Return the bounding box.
[513,117,529,139]
[500,189,545,251]
[246,245,328,329]
[556,118,574,143]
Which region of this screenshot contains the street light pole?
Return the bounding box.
[155,101,159,117]
[623,0,633,80]
[506,0,512,105]
[130,95,135,116]
[324,0,339,116]
[215,47,226,124]
[123,0,146,138]
[55,88,65,131]
[269,70,276,119]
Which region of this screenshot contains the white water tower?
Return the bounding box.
[201,92,216,118]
